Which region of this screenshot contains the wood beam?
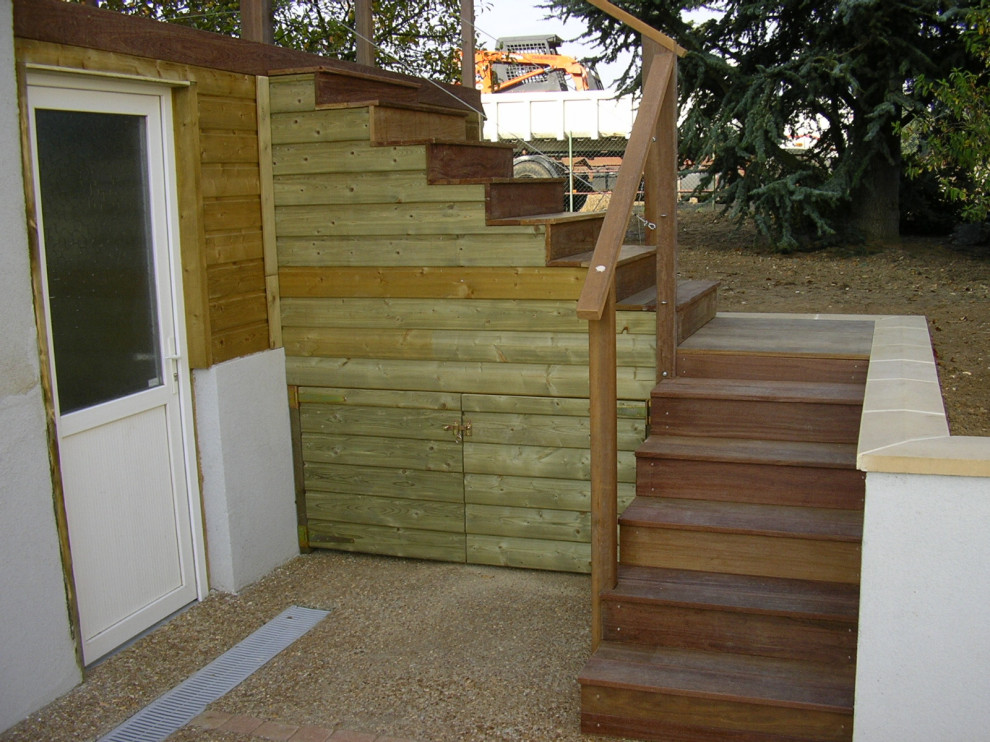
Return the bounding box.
[461,0,475,89]
[355,0,375,67]
[241,0,273,45]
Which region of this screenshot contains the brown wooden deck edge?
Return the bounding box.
[13,0,479,112]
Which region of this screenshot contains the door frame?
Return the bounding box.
[24,68,209,661]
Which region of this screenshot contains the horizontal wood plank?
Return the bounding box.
[285,356,656,400]
[467,534,590,573]
[465,473,636,512]
[274,171,483,206]
[463,441,636,483]
[270,108,369,144]
[279,297,657,334]
[209,291,268,332]
[201,163,261,199]
[269,75,316,113]
[299,404,456,441]
[203,197,263,232]
[198,94,258,131]
[211,321,269,363]
[284,327,655,367]
[207,259,265,299]
[302,432,463,472]
[206,230,265,265]
[273,141,425,175]
[297,386,460,410]
[462,394,647,419]
[278,266,584,299]
[275,202,498,237]
[276,233,545,268]
[308,520,466,562]
[466,503,590,542]
[305,462,463,503]
[307,491,464,533]
[201,131,259,164]
[468,411,645,450]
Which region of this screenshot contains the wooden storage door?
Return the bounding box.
[298,388,646,571]
[299,387,467,562]
[463,395,644,573]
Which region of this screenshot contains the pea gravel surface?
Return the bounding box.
[2,552,630,742]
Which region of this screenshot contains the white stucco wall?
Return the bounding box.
[193,348,299,592]
[0,0,82,731]
[855,471,990,741]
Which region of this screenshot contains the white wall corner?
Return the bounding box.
[192,348,299,593]
[0,1,83,730]
[855,471,990,741]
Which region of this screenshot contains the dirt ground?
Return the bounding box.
[671,205,990,437]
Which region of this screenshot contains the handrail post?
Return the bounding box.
[589,286,618,652]
[643,37,679,382]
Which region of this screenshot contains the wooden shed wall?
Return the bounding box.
[272,72,657,572]
[17,40,273,367]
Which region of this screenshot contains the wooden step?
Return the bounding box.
[423,141,515,183]
[485,178,568,220]
[602,566,858,664]
[488,210,605,263]
[621,279,720,342]
[677,351,869,384]
[363,102,470,143]
[619,497,862,584]
[580,643,854,741]
[650,378,864,444]
[549,244,655,302]
[636,436,865,510]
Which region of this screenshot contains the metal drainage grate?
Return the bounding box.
[98,605,330,742]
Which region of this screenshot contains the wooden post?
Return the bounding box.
[643,36,678,382]
[461,0,475,88]
[242,0,274,45]
[588,288,618,651]
[355,0,375,67]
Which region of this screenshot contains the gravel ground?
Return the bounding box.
[3,552,616,742]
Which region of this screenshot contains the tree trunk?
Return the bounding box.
[850,152,901,242]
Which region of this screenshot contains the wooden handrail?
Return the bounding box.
[580,24,680,651]
[575,52,675,321]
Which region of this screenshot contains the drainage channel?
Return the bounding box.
[98,605,330,742]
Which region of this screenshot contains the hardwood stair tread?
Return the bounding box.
[678,315,874,359]
[487,210,606,227]
[621,278,720,311]
[619,497,863,542]
[636,435,859,469]
[652,377,865,405]
[580,643,855,713]
[607,565,859,621]
[548,243,655,268]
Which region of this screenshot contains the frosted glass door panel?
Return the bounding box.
[34,109,162,415]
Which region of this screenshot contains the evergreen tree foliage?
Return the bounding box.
[545,0,982,249]
[70,0,464,81]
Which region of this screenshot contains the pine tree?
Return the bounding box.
[546,0,981,249]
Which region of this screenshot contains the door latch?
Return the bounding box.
[443,420,472,443]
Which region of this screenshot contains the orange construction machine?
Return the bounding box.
[474,35,604,94]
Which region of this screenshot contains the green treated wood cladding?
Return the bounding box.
[271,72,655,570]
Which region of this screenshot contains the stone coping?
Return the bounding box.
[856,315,990,478]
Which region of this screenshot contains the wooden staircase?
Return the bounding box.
[295,66,719,318]
[579,327,868,741]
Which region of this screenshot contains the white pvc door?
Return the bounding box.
[29,75,203,664]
